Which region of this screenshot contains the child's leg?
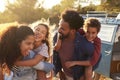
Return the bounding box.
[37,70,47,80]
[33,61,54,73]
[85,66,92,80]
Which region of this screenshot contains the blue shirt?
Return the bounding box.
[72,32,94,80]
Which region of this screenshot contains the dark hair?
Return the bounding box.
[0,25,34,69]
[35,23,50,57]
[61,10,84,30]
[84,18,101,32]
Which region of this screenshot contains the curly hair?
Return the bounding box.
[0,25,34,69]
[61,9,84,30]
[83,18,101,32]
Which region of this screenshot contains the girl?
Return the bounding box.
[15,23,54,80]
[0,25,36,80]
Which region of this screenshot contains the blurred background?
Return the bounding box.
[0,0,120,25]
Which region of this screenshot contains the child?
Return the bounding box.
[55,18,101,80]
[15,23,54,80]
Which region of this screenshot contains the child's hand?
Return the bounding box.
[65,61,76,68]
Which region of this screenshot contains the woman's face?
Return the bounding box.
[34,25,47,42]
[20,35,34,56]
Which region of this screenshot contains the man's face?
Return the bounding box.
[58,19,71,39]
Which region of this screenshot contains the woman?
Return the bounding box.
[0,24,36,80]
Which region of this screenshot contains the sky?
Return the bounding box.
[0,0,15,12]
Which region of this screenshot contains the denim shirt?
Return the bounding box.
[72,32,94,80]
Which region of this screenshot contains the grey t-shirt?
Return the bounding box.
[33,43,49,58]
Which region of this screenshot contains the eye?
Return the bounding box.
[92,32,96,34]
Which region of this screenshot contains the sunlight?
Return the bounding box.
[38,0,61,9]
[0,0,6,12]
[0,0,15,12]
[0,0,61,12]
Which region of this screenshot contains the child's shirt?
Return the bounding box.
[32,43,54,73]
[33,43,49,58]
[78,29,101,66]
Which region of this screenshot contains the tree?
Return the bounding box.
[96,0,120,14]
[0,10,18,23]
[48,0,77,26]
[3,0,49,23]
[59,0,76,12]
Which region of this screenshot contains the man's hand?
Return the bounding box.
[65,61,76,68]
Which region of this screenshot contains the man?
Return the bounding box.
[53,10,101,80]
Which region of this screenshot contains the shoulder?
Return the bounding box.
[76,32,87,42]
[94,36,101,43]
[42,43,48,49]
[78,28,85,35]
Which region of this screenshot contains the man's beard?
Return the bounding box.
[59,32,70,40]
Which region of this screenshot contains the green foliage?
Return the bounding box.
[96,0,120,14]
[6,0,42,23]
[0,11,18,23]
[49,0,77,26]
[0,0,49,23]
[0,0,120,24]
[59,0,76,12]
[80,4,96,14]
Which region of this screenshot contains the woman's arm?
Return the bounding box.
[15,54,44,66]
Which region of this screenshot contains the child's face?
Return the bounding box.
[34,25,47,42]
[20,35,34,56]
[85,27,98,41]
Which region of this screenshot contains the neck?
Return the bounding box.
[66,31,76,41]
